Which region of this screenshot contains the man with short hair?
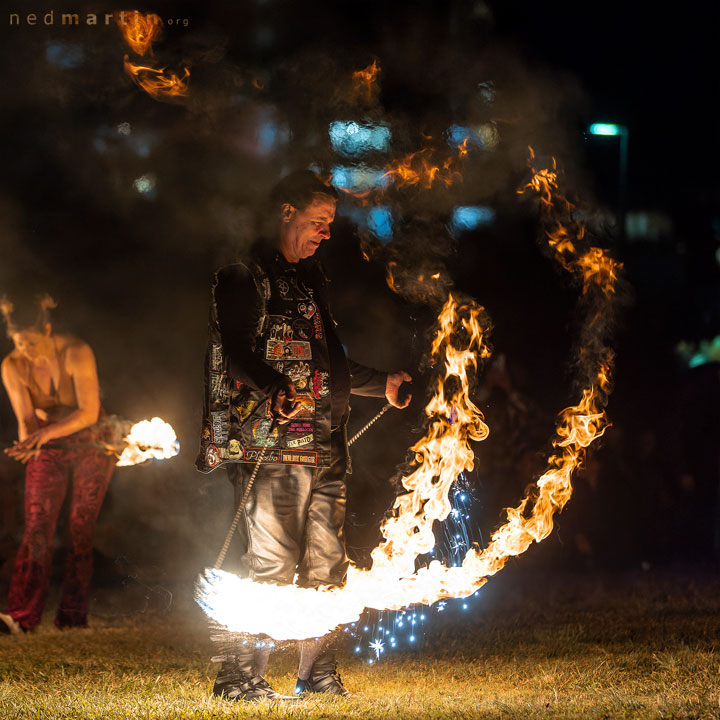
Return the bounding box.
[197,170,411,701]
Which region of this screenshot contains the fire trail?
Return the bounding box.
[197,153,622,641]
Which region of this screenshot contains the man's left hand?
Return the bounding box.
[386,371,412,409]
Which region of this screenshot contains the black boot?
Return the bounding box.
[212,645,296,702]
[295,651,350,697]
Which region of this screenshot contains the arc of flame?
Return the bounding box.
[198,153,620,640]
[116,417,180,467]
[123,57,190,99]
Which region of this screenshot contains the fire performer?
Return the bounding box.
[197,170,412,700]
[0,295,115,634]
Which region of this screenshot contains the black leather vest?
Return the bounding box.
[196,255,335,473]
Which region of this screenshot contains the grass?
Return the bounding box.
[1,568,720,719]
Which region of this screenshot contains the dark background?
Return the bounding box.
[0,0,718,607]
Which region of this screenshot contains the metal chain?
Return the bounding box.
[347,403,392,446]
[214,403,393,570]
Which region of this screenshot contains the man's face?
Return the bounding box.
[279,195,336,263]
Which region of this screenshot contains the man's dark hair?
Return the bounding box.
[269,170,338,214]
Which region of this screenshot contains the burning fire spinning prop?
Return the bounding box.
[197,152,622,641]
[116,10,190,101]
[46,416,179,468]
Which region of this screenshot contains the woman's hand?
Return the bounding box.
[4,427,54,464]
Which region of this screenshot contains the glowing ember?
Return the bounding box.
[115,10,162,56]
[116,417,180,467]
[352,59,380,101]
[197,153,620,640]
[123,57,190,100]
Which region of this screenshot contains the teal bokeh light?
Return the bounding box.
[589,123,627,136]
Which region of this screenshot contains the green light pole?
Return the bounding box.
[588,123,629,240]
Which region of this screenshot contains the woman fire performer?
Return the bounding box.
[0,295,115,633]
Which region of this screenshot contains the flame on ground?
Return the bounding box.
[197,153,620,640]
[116,417,180,467]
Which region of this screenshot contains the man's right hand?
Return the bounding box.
[271,377,301,423]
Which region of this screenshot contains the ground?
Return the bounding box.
[1,568,719,719]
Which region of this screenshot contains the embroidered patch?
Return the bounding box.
[227,438,242,459]
[206,444,220,468]
[292,318,313,340]
[268,318,294,343]
[209,342,223,372]
[276,279,290,296]
[210,372,229,404]
[286,434,313,448]
[298,301,316,319]
[266,340,312,360]
[210,411,229,445]
[244,447,281,463]
[313,313,323,339]
[235,398,259,423]
[252,418,279,447]
[288,421,313,434]
[291,393,315,420]
[311,370,330,399]
[280,449,317,465]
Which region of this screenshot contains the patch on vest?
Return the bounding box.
[252,418,279,447]
[265,340,312,360]
[210,373,229,404]
[209,342,223,372]
[297,301,316,319]
[286,434,313,448]
[210,411,229,445]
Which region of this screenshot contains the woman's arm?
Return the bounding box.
[34,342,101,443]
[1,355,38,441]
[8,342,101,460]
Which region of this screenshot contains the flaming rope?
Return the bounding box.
[197,153,621,640]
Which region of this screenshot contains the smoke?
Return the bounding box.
[0,1,609,595]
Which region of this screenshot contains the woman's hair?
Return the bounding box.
[0,294,57,337]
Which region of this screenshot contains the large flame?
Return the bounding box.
[116,417,180,467]
[197,153,620,640]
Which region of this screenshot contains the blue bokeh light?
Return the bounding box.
[338,205,393,243]
[446,123,498,150]
[329,121,391,158]
[331,165,388,193]
[450,206,496,234]
[45,42,84,69]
